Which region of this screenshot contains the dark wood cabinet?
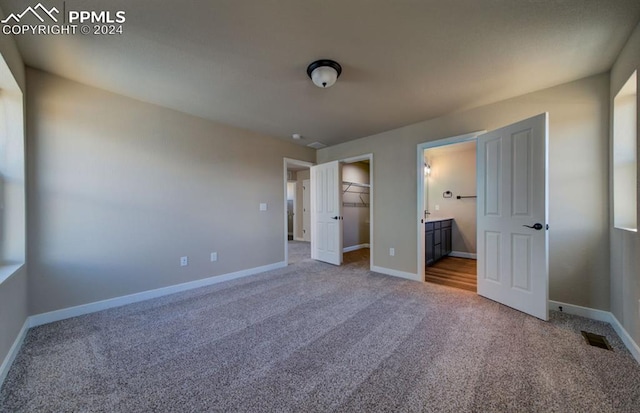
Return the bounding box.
[442,225,452,256]
[425,227,435,266]
[425,219,453,267]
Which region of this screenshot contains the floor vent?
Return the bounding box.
[581,331,612,350]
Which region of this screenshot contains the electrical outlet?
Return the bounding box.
[180,256,188,267]
[389,248,395,256]
[259,203,267,211]
[435,204,440,211]
[210,252,218,262]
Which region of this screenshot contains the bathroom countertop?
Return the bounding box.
[425,216,454,222]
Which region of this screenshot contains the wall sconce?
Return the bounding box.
[424,163,431,176]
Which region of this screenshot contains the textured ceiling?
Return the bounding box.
[2,0,639,147]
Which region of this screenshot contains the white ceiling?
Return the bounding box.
[2,0,639,147]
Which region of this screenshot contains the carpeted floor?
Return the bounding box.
[2,241,640,412]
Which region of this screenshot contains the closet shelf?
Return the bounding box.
[342,202,369,208]
[342,181,370,207]
[342,181,370,193]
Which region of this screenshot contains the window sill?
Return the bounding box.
[614,226,638,233]
[0,263,24,285]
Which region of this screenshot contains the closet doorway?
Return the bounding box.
[309,154,374,270]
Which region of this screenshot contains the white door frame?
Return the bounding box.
[284,158,314,265]
[416,132,485,280]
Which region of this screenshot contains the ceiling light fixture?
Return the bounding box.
[292,133,302,140]
[306,59,342,88]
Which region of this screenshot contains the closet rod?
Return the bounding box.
[343,181,370,194]
[342,181,370,188]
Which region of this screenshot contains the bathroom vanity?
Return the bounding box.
[425,218,453,266]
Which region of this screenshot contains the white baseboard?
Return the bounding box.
[548,300,611,322]
[293,237,305,242]
[0,319,29,387]
[609,314,640,364]
[343,244,370,253]
[449,251,477,259]
[550,300,640,363]
[29,261,287,328]
[371,265,420,281]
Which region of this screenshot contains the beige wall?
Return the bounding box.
[426,143,477,254]
[0,5,27,376]
[318,73,610,310]
[26,68,315,315]
[343,162,370,248]
[610,21,640,346]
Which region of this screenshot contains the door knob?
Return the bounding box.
[523,223,544,230]
[332,216,339,220]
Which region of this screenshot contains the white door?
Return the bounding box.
[310,161,343,265]
[477,113,549,320]
[303,179,311,242]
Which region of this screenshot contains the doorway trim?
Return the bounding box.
[284,158,314,265]
[416,131,485,280]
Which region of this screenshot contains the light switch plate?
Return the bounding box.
[259,203,267,211]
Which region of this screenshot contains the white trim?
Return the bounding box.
[0,263,24,285]
[449,251,477,259]
[343,243,370,253]
[29,261,286,328]
[609,314,640,364]
[416,131,485,281]
[549,300,611,322]
[0,318,29,387]
[550,300,640,363]
[293,237,305,242]
[372,265,420,281]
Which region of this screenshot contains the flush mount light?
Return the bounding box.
[292,133,302,140]
[306,59,342,88]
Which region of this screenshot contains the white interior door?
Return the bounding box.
[477,113,549,320]
[311,161,343,265]
[303,179,311,242]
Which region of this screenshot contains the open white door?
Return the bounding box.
[477,113,549,320]
[310,161,343,265]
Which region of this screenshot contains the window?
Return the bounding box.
[0,54,25,283]
[613,71,637,232]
